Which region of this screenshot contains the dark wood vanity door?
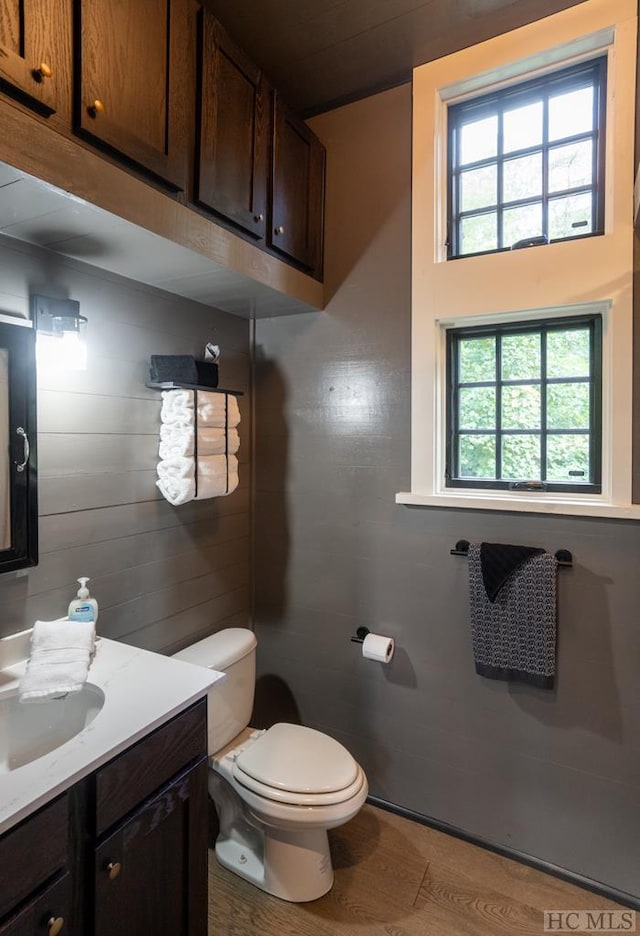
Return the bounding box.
[0,0,71,117]
[197,13,269,239]
[76,0,190,188]
[0,874,71,936]
[94,760,208,936]
[270,92,325,275]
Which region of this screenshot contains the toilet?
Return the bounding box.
[173,628,368,902]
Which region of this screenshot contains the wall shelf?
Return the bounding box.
[146,381,243,396]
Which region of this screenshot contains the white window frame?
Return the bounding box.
[397,0,639,520]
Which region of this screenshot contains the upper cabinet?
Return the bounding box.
[75,0,191,189]
[196,13,269,240]
[0,0,71,117]
[270,93,325,275]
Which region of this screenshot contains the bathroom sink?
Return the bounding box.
[0,683,105,773]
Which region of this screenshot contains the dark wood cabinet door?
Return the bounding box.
[270,92,325,275]
[94,760,208,936]
[0,0,71,117]
[76,0,190,188]
[196,13,269,239]
[0,874,71,936]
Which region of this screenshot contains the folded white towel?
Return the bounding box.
[158,426,239,460]
[157,456,195,482]
[19,618,96,703]
[197,394,241,429]
[161,389,194,410]
[156,475,196,506]
[196,455,239,499]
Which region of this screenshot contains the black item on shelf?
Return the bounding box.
[149,355,198,384]
[194,360,219,388]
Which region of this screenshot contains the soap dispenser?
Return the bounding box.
[68,577,99,623]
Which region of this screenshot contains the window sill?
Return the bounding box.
[395,490,640,520]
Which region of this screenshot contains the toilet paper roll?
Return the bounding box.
[362,633,395,663]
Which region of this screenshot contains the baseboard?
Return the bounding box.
[367,795,640,911]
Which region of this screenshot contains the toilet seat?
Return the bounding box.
[234,723,359,795]
[233,761,367,806]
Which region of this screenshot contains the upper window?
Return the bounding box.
[446,315,602,494]
[447,57,607,258]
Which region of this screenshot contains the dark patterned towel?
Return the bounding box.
[468,542,558,690]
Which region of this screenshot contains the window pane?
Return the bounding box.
[549,140,593,193]
[548,192,593,240]
[459,435,495,478]
[547,328,590,378]
[501,434,540,480]
[460,164,497,212]
[502,203,542,248]
[503,153,542,202]
[460,212,497,254]
[501,333,541,380]
[547,382,590,430]
[548,86,594,141]
[459,337,495,382]
[459,387,496,429]
[502,385,541,429]
[459,115,498,165]
[547,434,590,482]
[503,101,543,153]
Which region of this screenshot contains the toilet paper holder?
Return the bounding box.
[350,627,370,644]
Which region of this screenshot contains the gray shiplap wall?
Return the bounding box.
[253,85,640,899]
[0,234,250,651]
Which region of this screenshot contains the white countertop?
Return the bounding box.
[0,633,224,835]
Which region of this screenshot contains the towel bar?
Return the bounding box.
[450,539,572,567]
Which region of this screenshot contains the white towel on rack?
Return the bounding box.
[156,475,196,506]
[197,393,241,428]
[159,425,195,460]
[19,618,96,703]
[157,456,195,482]
[160,389,195,427]
[158,426,239,460]
[196,454,239,499]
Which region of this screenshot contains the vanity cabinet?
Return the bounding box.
[0,0,71,118]
[196,12,270,240]
[75,0,192,189]
[270,92,325,275]
[0,699,208,936]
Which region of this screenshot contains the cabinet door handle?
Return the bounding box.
[254,213,264,223]
[32,62,53,82]
[275,225,284,235]
[106,860,122,880]
[88,99,105,118]
[47,917,64,936]
[15,427,29,473]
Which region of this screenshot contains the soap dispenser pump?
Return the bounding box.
[68,577,99,623]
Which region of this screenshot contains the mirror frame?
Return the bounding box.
[0,319,38,573]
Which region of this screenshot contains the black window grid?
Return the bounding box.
[447,57,607,258]
[445,315,602,493]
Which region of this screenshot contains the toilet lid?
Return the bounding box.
[234,723,359,794]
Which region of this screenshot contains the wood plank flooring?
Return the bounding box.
[208,804,628,936]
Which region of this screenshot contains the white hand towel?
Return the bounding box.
[158,425,195,460]
[156,475,196,506]
[19,618,96,703]
[161,389,194,409]
[197,393,241,429]
[196,455,239,499]
[197,427,240,456]
[157,456,195,482]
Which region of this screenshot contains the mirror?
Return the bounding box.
[0,318,38,573]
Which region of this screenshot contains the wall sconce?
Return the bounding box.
[31,294,88,374]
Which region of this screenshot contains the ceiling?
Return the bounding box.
[206,0,587,116]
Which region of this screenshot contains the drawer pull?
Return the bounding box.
[33,62,53,82]
[106,861,121,880]
[47,917,64,936]
[88,99,105,118]
[275,225,284,235]
[254,213,264,223]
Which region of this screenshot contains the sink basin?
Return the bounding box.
[0,683,105,773]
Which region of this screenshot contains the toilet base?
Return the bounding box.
[216,824,334,902]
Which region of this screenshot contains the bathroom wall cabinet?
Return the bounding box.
[0,0,72,119]
[196,13,270,240]
[0,699,208,936]
[74,0,192,189]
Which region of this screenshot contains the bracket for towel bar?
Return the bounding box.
[450,539,572,567]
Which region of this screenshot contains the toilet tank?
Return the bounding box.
[173,628,257,753]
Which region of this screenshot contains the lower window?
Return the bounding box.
[445,314,602,493]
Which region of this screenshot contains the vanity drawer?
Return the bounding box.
[0,873,71,936]
[0,795,69,920]
[95,699,207,835]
